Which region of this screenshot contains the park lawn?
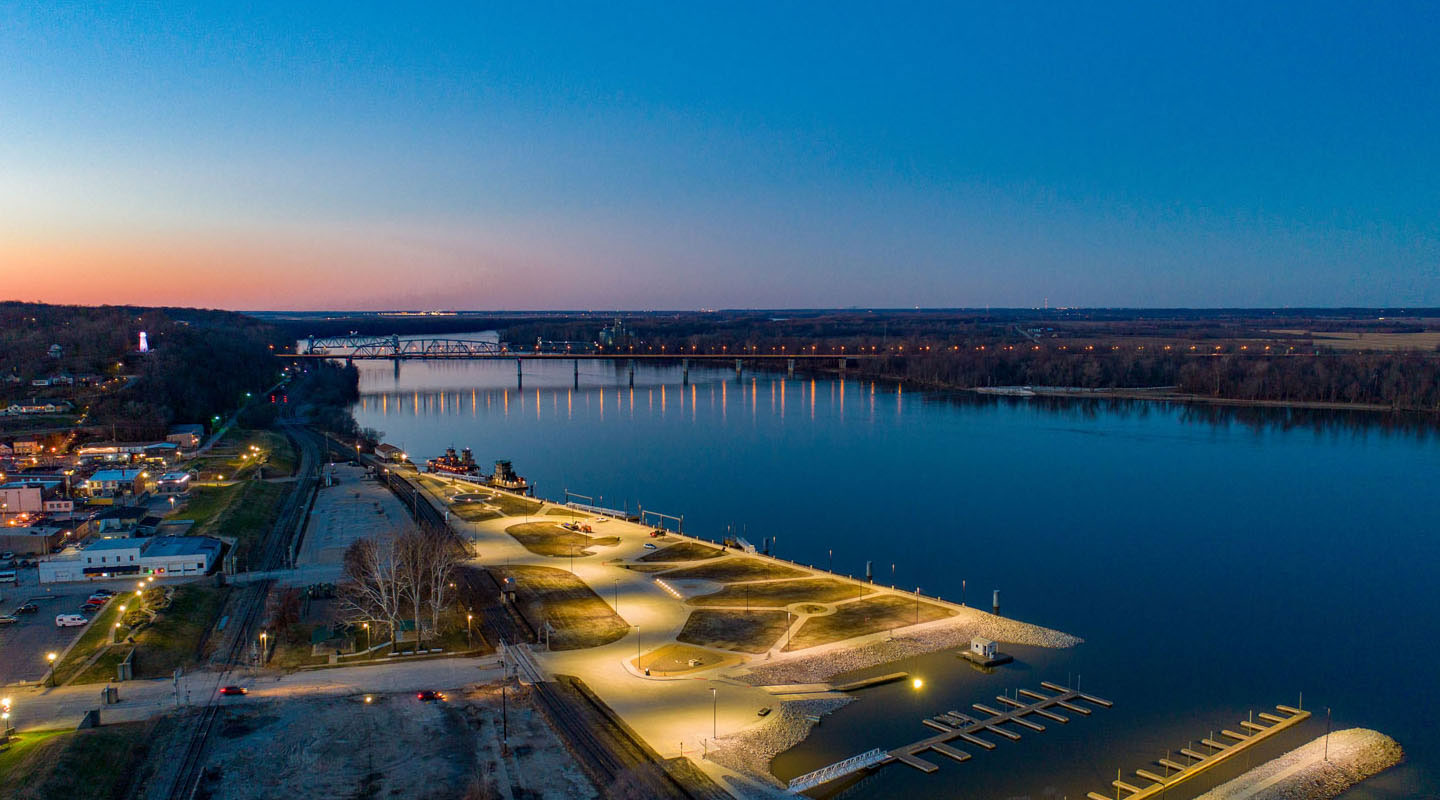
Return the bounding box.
[0,722,158,800]
[169,484,241,526]
[660,557,809,583]
[505,522,620,558]
[783,595,956,651]
[127,584,231,678]
[687,578,871,608]
[52,599,127,685]
[489,492,542,516]
[676,609,790,654]
[543,506,589,517]
[492,565,630,650]
[214,480,290,566]
[450,501,500,522]
[636,541,724,562]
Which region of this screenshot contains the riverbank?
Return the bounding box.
[1194,728,1402,800]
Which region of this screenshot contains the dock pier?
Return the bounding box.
[785,682,1111,794]
[1084,703,1311,800]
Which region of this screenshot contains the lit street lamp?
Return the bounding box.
[466,614,473,648]
[46,652,57,686]
[711,687,718,738]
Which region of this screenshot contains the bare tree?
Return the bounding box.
[395,527,429,649]
[338,537,404,649]
[420,525,463,633]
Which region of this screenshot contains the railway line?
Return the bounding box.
[162,419,322,800]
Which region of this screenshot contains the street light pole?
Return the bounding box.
[711,687,718,738]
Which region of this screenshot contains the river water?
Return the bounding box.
[348,347,1435,799]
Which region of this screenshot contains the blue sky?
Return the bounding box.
[2,2,1437,309]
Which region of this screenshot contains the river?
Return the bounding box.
[347,343,1434,799]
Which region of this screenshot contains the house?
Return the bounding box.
[154,472,191,494]
[85,469,147,497]
[0,443,12,458]
[38,535,223,583]
[166,424,205,449]
[12,439,41,455]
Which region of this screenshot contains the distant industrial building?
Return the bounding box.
[374,443,407,462]
[1,481,73,516]
[84,469,147,497]
[38,535,223,583]
[166,424,205,449]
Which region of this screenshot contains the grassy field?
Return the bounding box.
[169,484,241,526]
[492,565,630,650]
[676,609,790,654]
[660,557,809,583]
[70,584,230,683]
[214,481,290,566]
[1267,329,1440,351]
[0,722,157,800]
[52,598,127,685]
[634,642,741,675]
[636,541,724,562]
[543,505,589,517]
[449,501,500,521]
[505,522,620,558]
[687,578,870,608]
[783,595,955,651]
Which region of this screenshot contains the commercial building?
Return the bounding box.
[38,535,223,583]
[166,424,205,449]
[1,481,72,517]
[154,472,191,494]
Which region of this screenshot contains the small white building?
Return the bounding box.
[970,637,998,660]
[154,472,191,494]
[39,535,223,583]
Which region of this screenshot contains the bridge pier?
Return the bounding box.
[735,358,743,380]
[516,358,523,388]
[682,358,690,384]
[839,357,847,375]
[573,358,579,388]
[627,359,635,387]
[787,358,795,378]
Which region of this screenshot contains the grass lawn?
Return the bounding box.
[636,541,724,562]
[687,578,871,608]
[676,609,790,654]
[214,481,290,566]
[783,595,955,651]
[169,484,241,526]
[632,643,740,675]
[543,506,589,517]
[450,501,500,522]
[660,557,809,583]
[52,599,127,685]
[489,492,542,516]
[505,522,620,558]
[71,584,231,682]
[492,565,630,650]
[0,722,157,800]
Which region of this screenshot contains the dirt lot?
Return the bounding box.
[676,609,790,653]
[190,686,594,800]
[660,557,808,583]
[505,522,620,558]
[492,565,630,650]
[636,542,723,562]
[687,578,870,608]
[783,595,955,651]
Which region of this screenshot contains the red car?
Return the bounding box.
[416,690,445,702]
[219,686,247,696]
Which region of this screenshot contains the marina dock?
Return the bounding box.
[1085,703,1311,800]
[785,682,1111,794]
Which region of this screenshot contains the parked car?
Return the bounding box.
[643,543,657,550]
[87,595,111,605]
[91,589,116,597]
[19,559,35,568]
[219,686,248,696]
[15,602,38,614]
[0,615,18,625]
[0,551,13,560]
[650,530,666,537]
[56,614,88,627]
[80,604,102,615]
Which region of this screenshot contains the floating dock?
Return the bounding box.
[785,682,1111,794]
[1084,703,1311,800]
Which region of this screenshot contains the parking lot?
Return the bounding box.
[0,567,147,685]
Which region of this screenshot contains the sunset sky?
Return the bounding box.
[3,3,1438,310]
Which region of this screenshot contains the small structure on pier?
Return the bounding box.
[961,636,1013,667]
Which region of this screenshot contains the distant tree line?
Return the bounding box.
[1,302,283,439]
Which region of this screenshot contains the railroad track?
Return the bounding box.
[164,421,321,800]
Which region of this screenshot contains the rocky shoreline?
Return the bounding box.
[736,606,1080,686]
[707,696,855,787]
[1194,728,1402,800]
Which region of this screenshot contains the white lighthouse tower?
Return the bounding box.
[138,331,149,353]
